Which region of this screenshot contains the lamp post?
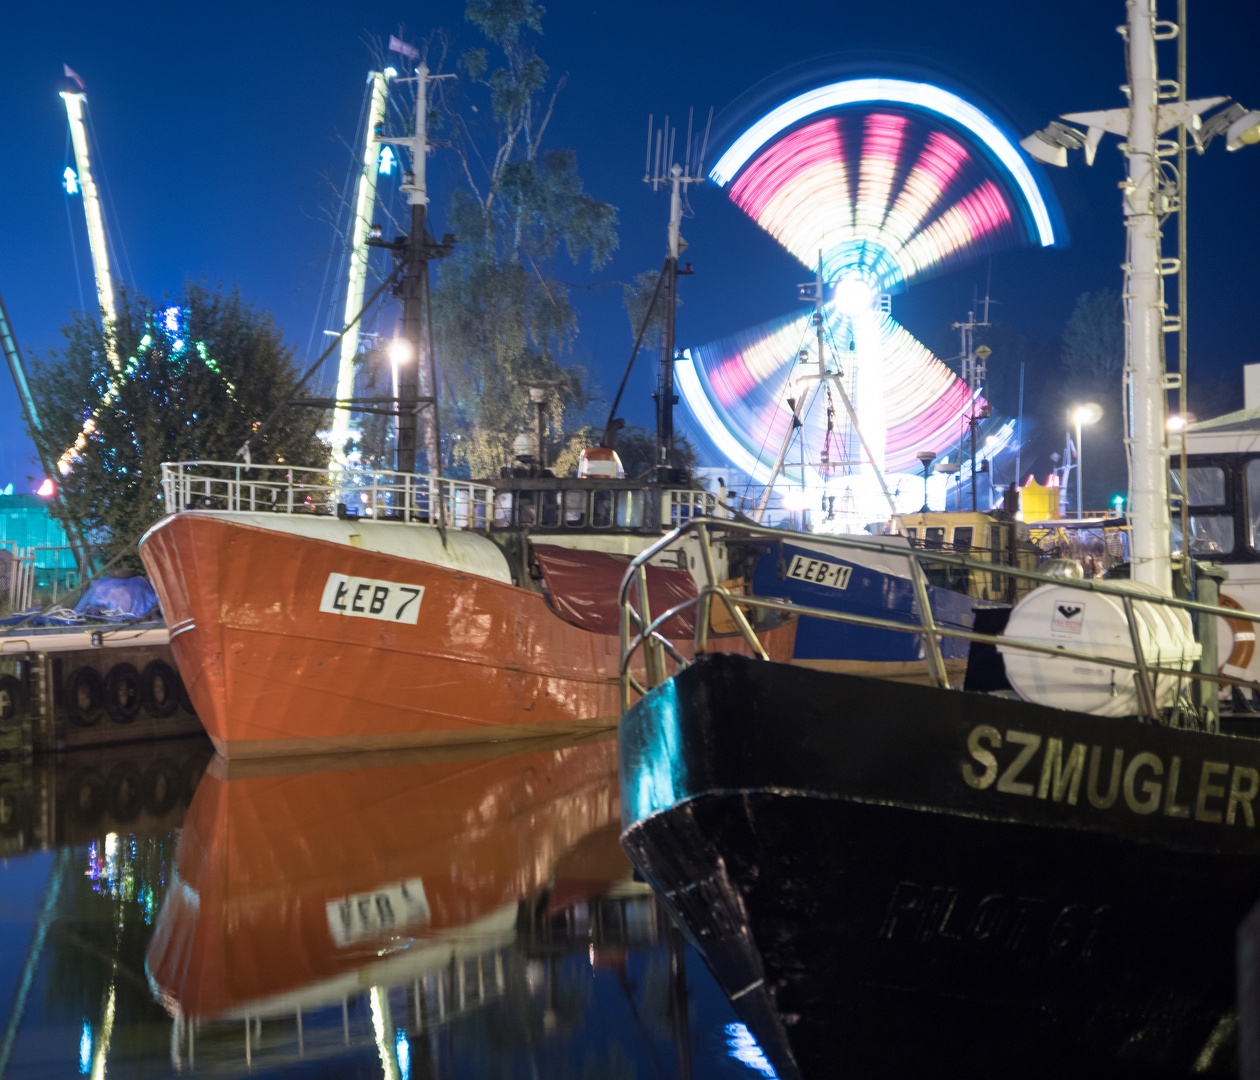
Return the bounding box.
[916,451,934,513]
[1072,403,1103,517]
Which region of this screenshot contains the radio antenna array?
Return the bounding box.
[644,106,713,189]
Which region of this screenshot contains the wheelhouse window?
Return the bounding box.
[564,490,587,527]
[493,492,514,528]
[952,526,973,552]
[592,490,613,528]
[516,490,539,525]
[539,491,561,528]
[1172,515,1235,556]
[1246,460,1260,551]
[1164,463,1224,506]
[924,527,946,550]
[616,490,645,528]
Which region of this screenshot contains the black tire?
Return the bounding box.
[106,763,145,823]
[103,664,142,723]
[65,667,106,727]
[66,769,106,827]
[0,675,24,724]
[141,660,181,719]
[143,759,182,817]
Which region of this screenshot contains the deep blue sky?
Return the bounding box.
[2,0,1259,489]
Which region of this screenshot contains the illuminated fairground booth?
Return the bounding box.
[680,76,1061,529]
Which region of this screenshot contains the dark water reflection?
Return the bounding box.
[0,733,770,1079]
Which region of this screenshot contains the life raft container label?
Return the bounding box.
[787,553,853,590]
[319,573,423,624]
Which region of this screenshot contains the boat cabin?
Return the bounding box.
[893,509,1038,602]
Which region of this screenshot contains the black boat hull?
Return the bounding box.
[619,654,1260,1079]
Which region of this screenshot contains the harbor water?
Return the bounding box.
[0,732,775,1080]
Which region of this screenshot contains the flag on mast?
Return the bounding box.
[388,36,419,60]
[63,64,85,90]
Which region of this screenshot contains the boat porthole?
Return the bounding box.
[65,667,106,727]
[104,664,143,724]
[141,660,182,719]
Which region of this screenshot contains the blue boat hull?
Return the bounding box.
[748,536,976,668]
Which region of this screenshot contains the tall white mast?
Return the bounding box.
[1122,0,1172,592]
[329,69,392,469]
[60,89,118,371]
[1019,0,1260,594]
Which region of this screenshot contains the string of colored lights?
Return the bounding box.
[57,306,237,474]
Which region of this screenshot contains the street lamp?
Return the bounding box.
[1072,403,1103,517]
[916,451,934,513]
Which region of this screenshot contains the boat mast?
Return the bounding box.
[59,85,118,372]
[373,60,452,480]
[1019,0,1258,593]
[648,110,709,484]
[1122,0,1172,592]
[329,70,392,471]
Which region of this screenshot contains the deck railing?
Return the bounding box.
[160,461,496,530]
[618,517,1260,729]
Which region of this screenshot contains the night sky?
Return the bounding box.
[2,0,1259,490]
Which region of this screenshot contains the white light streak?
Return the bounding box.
[709,77,1057,248]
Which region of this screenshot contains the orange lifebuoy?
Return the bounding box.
[1219,593,1256,676]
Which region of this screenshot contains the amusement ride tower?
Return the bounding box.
[678,75,1061,528]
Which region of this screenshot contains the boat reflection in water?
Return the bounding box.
[143,731,706,1075]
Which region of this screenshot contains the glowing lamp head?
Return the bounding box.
[832,276,876,318]
[781,487,813,512]
[1072,402,1103,426]
[388,338,412,365]
[37,478,54,497]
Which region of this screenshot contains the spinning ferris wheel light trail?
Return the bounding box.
[679,74,1062,528]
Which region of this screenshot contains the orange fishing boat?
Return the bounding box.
[140,455,794,759]
[145,733,625,1021]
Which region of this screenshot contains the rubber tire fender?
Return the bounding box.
[0,675,25,724]
[104,663,142,723]
[66,769,107,827]
[66,667,106,727]
[1219,593,1256,678]
[142,660,181,719]
[107,763,145,823]
[143,759,183,817]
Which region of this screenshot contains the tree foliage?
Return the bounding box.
[430,0,618,478]
[1061,289,1124,387]
[26,283,327,554]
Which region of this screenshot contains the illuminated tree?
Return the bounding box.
[26,283,328,558]
[429,0,618,477]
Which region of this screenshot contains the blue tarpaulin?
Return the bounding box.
[75,576,160,619]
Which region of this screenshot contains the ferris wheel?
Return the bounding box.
[677,76,1061,522]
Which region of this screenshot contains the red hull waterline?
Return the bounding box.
[140,514,795,759]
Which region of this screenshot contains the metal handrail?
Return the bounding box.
[617,517,1260,718]
[159,461,495,531]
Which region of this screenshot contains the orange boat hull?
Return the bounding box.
[140,514,794,758]
[146,735,620,1018]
